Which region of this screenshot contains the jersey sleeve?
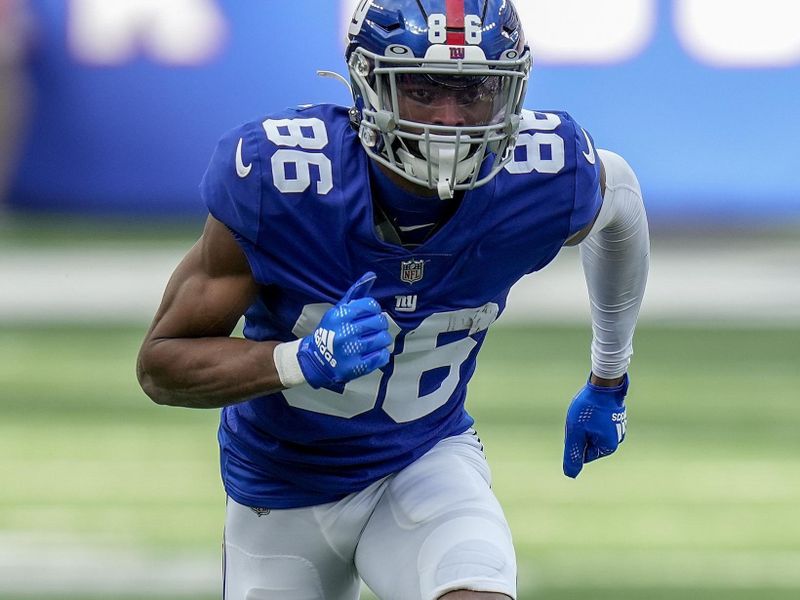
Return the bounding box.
[200,124,273,282]
[566,119,603,238]
[200,124,263,247]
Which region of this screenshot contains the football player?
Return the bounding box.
[137,0,649,598]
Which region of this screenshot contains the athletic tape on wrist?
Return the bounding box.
[273,339,305,388]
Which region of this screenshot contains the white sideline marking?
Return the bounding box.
[0,240,798,324]
[504,241,800,325]
[523,551,800,589]
[2,533,800,595]
[0,532,219,596]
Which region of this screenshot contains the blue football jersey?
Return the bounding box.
[200,104,601,508]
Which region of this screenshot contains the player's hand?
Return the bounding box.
[563,374,629,478]
[297,272,392,391]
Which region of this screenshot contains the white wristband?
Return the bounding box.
[272,339,305,388]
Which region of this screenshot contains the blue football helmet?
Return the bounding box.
[346,0,531,199]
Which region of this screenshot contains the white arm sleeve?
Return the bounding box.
[580,149,650,379]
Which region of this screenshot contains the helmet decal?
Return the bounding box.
[348,0,374,37]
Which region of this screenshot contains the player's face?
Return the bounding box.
[395,74,504,127]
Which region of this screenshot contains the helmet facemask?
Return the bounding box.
[348,45,531,200]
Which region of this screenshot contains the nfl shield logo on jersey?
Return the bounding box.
[400,259,425,284]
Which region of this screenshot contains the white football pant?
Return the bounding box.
[223,429,517,600]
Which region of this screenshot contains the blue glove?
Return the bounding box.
[563,374,629,478]
[297,272,392,391]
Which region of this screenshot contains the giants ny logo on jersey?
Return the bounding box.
[395,294,418,313]
[314,328,337,368]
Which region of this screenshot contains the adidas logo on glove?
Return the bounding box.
[294,272,392,391]
[612,411,627,442]
[314,328,337,368]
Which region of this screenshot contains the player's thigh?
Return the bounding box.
[355,430,517,600]
[224,492,377,600]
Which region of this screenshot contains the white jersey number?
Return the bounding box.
[283,304,499,422]
[505,111,566,175]
[263,117,333,195]
[383,306,497,422]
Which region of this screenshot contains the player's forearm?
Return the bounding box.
[137,337,284,408]
[581,150,650,379]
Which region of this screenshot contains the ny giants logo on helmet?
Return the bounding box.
[450,47,465,59]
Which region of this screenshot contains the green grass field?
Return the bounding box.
[2,323,799,599]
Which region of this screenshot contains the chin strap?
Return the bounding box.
[396,140,481,200]
[433,145,458,200]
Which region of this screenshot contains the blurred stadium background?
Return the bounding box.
[1,1,798,599]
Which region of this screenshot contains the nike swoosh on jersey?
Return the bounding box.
[397,223,435,232]
[236,137,252,178]
[581,128,596,165]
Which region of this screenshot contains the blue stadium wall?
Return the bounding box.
[8,0,800,224]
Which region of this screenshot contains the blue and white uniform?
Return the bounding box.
[201,103,601,509]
